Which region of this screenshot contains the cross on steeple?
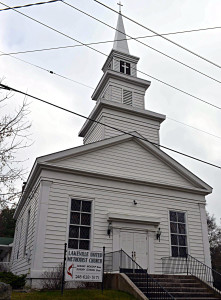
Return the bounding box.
[121,62,129,73]
[117,1,123,13]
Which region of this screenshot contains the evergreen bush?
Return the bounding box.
[0,271,26,289]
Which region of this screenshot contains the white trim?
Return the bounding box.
[108,212,160,226]
[168,209,188,257]
[199,203,212,268]
[31,180,52,272]
[148,231,155,273]
[67,196,94,251]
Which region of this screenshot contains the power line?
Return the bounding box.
[94,0,221,70]
[2,24,221,56]
[63,1,221,86]
[1,1,220,110]
[0,83,220,170]
[2,0,221,87]
[167,117,221,140]
[0,50,94,89]
[0,0,61,11]
[1,49,220,140]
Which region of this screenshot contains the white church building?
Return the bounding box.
[11,12,212,287]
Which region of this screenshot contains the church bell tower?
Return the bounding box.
[79,10,165,145]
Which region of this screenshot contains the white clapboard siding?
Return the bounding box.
[50,140,194,189]
[11,186,40,275]
[41,177,205,272]
[104,114,159,144]
[110,85,122,103]
[113,58,119,72]
[131,63,136,77]
[133,92,144,109]
[84,122,104,144]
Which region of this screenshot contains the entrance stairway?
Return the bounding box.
[125,272,221,300]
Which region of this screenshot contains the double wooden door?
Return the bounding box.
[120,230,148,269]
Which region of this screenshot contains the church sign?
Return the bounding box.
[65,249,103,282]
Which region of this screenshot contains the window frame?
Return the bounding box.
[68,198,92,250]
[24,209,31,257]
[169,210,188,257]
[120,60,131,75]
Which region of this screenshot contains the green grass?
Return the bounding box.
[12,289,137,300]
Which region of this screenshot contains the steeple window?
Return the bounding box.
[120,60,131,75]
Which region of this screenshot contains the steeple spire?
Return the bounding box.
[113,5,129,54]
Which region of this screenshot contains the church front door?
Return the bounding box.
[120,230,148,269]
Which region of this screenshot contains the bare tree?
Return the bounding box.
[0,84,31,208]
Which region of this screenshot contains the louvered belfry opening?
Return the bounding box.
[123,89,132,105]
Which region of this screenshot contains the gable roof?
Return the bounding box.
[16,132,212,218]
[37,132,212,193]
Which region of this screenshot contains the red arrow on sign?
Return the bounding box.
[67,264,73,278]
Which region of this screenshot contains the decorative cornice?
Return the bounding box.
[79,99,165,137]
[107,212,161,226]
[92,69,150,101]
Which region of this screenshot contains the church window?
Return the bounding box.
[68,199,92,250]
[120,60,131,75]
[170,211,187,257]
[17,219,23,259]
[24,209,30,256]
[123,90,132,105]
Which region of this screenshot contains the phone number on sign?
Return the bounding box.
[75,274,100,280]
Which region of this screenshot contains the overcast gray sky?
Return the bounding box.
[0,0,220,223]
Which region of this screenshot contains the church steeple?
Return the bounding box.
[78,10,165,145]
[113,12,129,54]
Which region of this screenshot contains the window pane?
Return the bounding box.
[170,222,177,233]
[81,213,91,226]
[80,227,90,239]
[171,234,178,245]
[179,247,187,257]
[172,246,178,257]
[68,239,78,249]
[120,61,124,73]
[70,212,80,224]
[69,226,79,238]
[79,240,90,250]
[179,235,186,246]
[71,199,81,211]
[126,63,131,75]
[178,212,185,223]
[178,223,186,234]
[170,211,177,222]
[82,201,91,213]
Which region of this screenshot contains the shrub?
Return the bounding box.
[41,264,63,290]
[0,271,26,289]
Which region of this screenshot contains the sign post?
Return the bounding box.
[65,249,103,283]
[61,243,67,295]
[101,246,105,294]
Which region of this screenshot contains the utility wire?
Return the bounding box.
[167,117,221,140]
[94,0,221,70]
[63,1,221,85]
[1,1,220,110]
[1,51,220,140]
[0,0,61,11]
[2,24,221,56]
[0,50,94,89]
[0,83,220,170]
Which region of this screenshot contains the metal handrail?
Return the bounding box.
[161,254,221,291]
[105,249,175,300]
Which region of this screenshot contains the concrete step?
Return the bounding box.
[124,273,221,300]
